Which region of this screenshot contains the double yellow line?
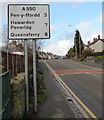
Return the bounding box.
[44,60,98,119]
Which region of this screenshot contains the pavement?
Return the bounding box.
[24,60,76,119]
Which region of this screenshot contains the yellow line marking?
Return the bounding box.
[57,75,98,119]
[56,76,89,118]
[44,60,98,119]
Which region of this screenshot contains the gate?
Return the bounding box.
[0,71,11,119]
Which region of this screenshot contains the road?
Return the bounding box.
[46,59,102,118]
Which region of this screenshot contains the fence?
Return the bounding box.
[0,71,11,119]
[1,51,33,78]
[2,51,24,78]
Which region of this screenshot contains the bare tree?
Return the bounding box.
[2,26,9,46]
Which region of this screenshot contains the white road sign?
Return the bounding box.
[8,4,50,39]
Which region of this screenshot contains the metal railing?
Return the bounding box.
[0,71,11,119]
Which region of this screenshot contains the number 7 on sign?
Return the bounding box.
[45,23,48,27]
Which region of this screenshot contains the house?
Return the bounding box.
[1,41,24,55]
[85,35,104,53]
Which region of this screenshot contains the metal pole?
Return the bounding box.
[0,50,2,120]
[16,54,17,75]
[32,39,37,112]
[19,55,20,72]
[24,40,29,111]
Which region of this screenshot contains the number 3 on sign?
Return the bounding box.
[44,13,47,17]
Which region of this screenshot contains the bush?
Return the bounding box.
[37,89,47,103]
[82,47,93,58]
[79,57,85,61]
[67,52,76,58]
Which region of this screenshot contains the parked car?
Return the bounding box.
[62,56,67,59]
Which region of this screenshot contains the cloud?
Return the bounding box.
[97,13,102,22]
[75,22,92,43]
[50,25,57,31]
[69,2,84,8]
[44,21,101,55]
[90,32,101,40]
[75,22,101,45]
[76,22,91,32]
[44,39,73,56]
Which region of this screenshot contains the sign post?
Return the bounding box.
[8,4,50,112]
[32,39,37,112]
[24,40,29,111]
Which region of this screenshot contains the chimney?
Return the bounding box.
[93,38,96,42]
[88,41,90,45]
[98,35,100,39]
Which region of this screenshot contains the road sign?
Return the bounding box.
[8,4,50,39]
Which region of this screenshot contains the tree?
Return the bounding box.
[2,26,9,46]
[74,30,84,56]
[67,47,75,58]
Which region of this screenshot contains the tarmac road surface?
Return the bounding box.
[46,59,102,118]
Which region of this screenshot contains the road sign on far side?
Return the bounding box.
[8,4,50,39]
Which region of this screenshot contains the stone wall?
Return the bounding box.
[85,56,95,62]
[95,57,104,64]
[86,56,104,64]
[11,73,25,118]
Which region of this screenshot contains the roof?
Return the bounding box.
[87,39,104,47]
[1,41,24,53]
[13,52,24,55]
